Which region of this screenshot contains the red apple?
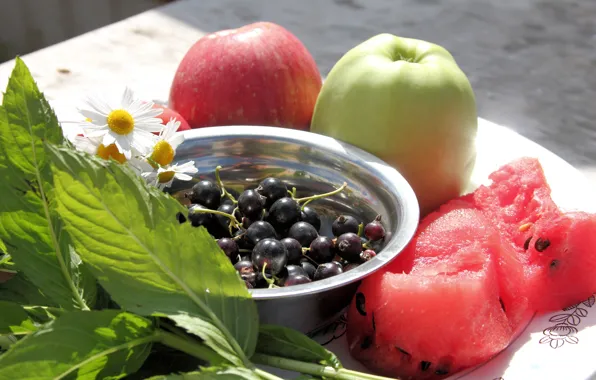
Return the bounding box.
[151,103,191,131]
[168,21,322,131]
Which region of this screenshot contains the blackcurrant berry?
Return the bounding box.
[238,189,266,219]
[300,206,321,232]
[234,260,254,275]
[286,264,307,277]
[217,238,239,264]
[188,204,214,228]
[246,221,277,246]
[252,238,288,276]
[284,274,312,287]
[256,177,288,208]
[215,203,238,230]
[299,259,317,279]
[307,236,336,264]
[336,232,363,262]
[288,221,319,247]
[242,271,257,287]
[314,261,343,281]
[332,215,360,236]
[360,249,377,262]
[189,180,221,209]
[364,215,386,241]
[281,237,303,264]
[344,263,361,272]
[267,197,301,232]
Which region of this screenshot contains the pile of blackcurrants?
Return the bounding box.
[177,166,386,289]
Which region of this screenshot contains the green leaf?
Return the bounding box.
[49,145,259,366]
[255,325,342,369]
[147,366,261,380]
[0,273,57,307]
[0,57,95,310]
[0,301,40,336]
[0,310,156,380]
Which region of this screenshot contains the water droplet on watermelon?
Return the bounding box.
[355,292,366,316]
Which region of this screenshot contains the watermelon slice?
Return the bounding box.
[347,245,512,380]
[348,157,596,378]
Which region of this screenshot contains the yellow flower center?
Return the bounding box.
[107,109,134,135]
[96,144,126,164]
[149,140,175,168]
[158,171,175,184]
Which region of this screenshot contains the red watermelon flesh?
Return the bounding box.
[470,157,560,252]
[386,199,530,329]
[347,246,512,380]
[522,212,596,311]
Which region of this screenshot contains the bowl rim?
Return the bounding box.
[179,125,420,300]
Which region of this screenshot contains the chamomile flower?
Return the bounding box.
[143,161,198,190]
[146,117,186,168]
[77,87,163,159]
[71,135,127,164]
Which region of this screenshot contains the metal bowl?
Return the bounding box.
[169,126,419,335]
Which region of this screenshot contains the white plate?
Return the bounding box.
[51,101,596,380]
[303,118,596,380]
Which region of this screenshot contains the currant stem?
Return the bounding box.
[357,223,364,237]
[190,207,241,230]
[215,165,237,204]
[253,368,285,380]
[296,182,348,209]
[251,353,399,380]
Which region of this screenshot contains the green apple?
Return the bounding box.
[311,34,477,216]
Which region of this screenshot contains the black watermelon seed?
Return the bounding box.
[355,292,367,316]
[396,346,411,356]
[550,259,559,269]
[435,368,449,376]
[371,312,376,331]
[535,238,551,252]
[176,212,187,224]
[499,298,506,312]
[420,361,431,371]
[360,335,373,350]
[523,236,532,250]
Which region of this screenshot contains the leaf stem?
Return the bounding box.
[254,368,285,380]
[251,353,398,380]
[158,330,226,366]
[36,143,88,311]
[295,182,347,209]
[54,333,158,380]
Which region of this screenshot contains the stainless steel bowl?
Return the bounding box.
[170,126,419,335]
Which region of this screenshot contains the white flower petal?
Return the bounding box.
[102,132,117,146]
[131,130,158,155]
[121,87,135,108]
[84,96,111,115]
[169,133,186,150]
[79,109,107,123]
[72,136,99,155]
[114,135,132,159]
[174,173,193,181]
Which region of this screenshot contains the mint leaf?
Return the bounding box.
[0,273,57,307]
[255,325,342,369]
[0,310,156,379]
[0,58,95,310]
[147,367,261,379]
[49,146,259,366]
[0,301,40,336]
